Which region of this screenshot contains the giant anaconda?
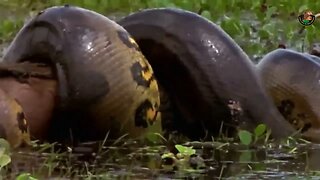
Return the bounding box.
[1,5,318,147]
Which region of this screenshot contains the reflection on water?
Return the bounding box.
[3,140,320,179]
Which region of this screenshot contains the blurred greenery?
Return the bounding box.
[1,0,320,60]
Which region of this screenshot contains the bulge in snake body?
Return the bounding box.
[0,88,30,148]
[2,6,162,142]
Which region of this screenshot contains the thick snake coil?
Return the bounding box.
[257,49,320,142]
[2,6,317,146]
[2,6,161,143]
[118,8,295,139]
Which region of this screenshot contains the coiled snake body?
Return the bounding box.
[0,5,318,147]
[2,6,161,143]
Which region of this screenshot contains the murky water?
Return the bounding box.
[2,140,320,179]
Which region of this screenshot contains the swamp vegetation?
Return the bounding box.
[1,0,320,179]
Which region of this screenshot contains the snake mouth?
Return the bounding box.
[16,52,64,109]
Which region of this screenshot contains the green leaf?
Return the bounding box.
[239,150,252,162]
[254,124,267,137]
[161,152,175,159]
[0,138,10,153]
[200,0,207,4]
[0,154,11,168]
[221,17,242,38]
[305,25,316,44]
[238,130,252,145]
[258,29,270,39]
[145,133,160,144]
[0,148,5,157]
[298,5,309,13]
[16,173,38,180]
[266,6,277,20]
[201,10,212,20]
[175,145,196,156]
[251,0,262,10]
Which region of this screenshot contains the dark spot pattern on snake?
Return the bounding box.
[134,100,155,128]
[130,62,155,88]
[17,112,28,133]
[117,30,140,51]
